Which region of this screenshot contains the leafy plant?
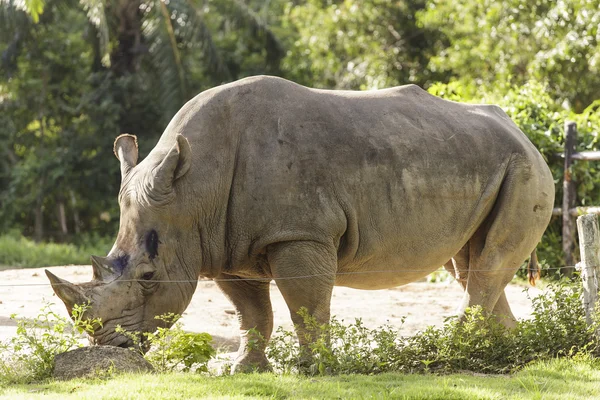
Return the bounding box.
[0,302,101,384]
[116,313,215,373]
[267,280,599,376]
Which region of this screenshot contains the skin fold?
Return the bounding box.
[47,76,555,373]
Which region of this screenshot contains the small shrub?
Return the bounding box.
[515,280,597,362]
[116,313,215,373]
[267,280,598,375]
[0,302,101,384]
[426,267,454,283]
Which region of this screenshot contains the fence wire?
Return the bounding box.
[0,265,576,287]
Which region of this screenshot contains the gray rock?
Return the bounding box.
[53,346,154,380]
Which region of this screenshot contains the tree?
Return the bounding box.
[419,0,600,112]
[280,0,445,89]
[0,0,286,241]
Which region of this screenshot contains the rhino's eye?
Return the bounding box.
[146,230,159,260]
[142,271,155,281]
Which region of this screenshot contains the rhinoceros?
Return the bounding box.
[46,75,554,372]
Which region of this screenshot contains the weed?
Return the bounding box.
[116,313,215,373]
[0,302,101,384]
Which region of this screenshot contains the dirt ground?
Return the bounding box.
[0,265,542,351]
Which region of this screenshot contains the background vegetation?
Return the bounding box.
[1,0,599,272]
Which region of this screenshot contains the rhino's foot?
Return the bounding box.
[231,353,271,374]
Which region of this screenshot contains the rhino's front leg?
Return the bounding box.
[215,276,273,373]
[267,241,336,359]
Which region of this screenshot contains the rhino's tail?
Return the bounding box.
[528,250,540,286]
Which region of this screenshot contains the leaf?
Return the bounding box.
[23,0,44,23]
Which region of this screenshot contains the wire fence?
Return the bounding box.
[0,264,574,287]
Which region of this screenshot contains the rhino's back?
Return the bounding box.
[176,77,551,286]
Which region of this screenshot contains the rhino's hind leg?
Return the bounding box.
[444,244,469,290]
[457,163,552,328]
[267,241,336,352]
[445,244,515,323]
[215,276,273,373]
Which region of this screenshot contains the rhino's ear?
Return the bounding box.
[152,134,192,193]
[114,134,138,176]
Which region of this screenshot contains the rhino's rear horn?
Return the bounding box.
[45,270,88,312]
[91,255,114,281]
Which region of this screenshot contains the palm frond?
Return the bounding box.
[180,0,231,81]
[219,0,284,72]
[142,0,187,123]
[0,1,33,74]
[79,0,110,66]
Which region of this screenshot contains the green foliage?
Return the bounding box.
[0,0,286,244]
[517,279,595,360]
[281,0,443,89]
[0,4,124,240]
[0,232,113,268]
[419,0,600,112]
[267,281,598,375]
[426,267,454,283]
[23,0,45,23]
[0,302,102,384]
[116,313,215,373]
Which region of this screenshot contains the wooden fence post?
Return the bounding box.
[562,121,577,276]
[576,214,600,331]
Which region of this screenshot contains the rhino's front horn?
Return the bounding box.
[45,270,88,312]
[91,255,114,281]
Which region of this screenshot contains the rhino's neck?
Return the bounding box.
[164,83,243,279]
[170,245,201,310]
[183,144,239,279]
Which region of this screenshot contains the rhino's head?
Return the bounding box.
[46,133,201,349]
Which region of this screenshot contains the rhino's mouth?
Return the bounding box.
[89,329,130,347]
[89,319,146,350]
[89,330,152,353]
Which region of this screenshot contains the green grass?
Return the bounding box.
[0,234,112,269]
[1,358,599,399]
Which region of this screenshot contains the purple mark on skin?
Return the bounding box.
[146,230,159,260]
[113,255,129,273]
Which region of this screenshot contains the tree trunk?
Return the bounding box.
[112,0,144,75]
[57,197,68,239]
[34,187,44,242]
[70,190,81,235]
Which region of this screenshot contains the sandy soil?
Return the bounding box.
[0,265,542,351]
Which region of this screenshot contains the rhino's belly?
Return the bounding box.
[334,268,440,290]
[333,252,450,290]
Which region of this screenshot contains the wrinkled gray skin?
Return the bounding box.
[47,76,554,373]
